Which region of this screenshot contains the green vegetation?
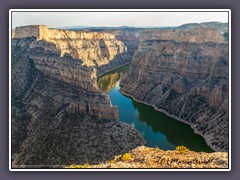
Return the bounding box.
[176,145,189,153]
[121,153,133,161]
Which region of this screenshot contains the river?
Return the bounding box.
[97,64,213,152]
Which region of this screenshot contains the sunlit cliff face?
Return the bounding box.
[14,25,128,67]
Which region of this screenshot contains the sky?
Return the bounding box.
[11,11,229,29]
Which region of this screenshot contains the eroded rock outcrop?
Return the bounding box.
[120,28,229,152]
[14,25,132,75]
[11,37,145,166]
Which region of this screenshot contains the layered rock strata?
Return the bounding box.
[11,37,145,166]
[120,28,229,152]
[68,27,144,56]
[104,29,143,56]
[14,25,132,75]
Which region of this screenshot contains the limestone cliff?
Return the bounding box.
[79,28,144,60]
[11,37,145,166]
[103,29,143,56]
[14,25,132,75]
[120,28,229,152]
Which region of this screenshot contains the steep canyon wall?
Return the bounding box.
[14,25,132,75]
[120,28,229,152]
[11,33,145,166]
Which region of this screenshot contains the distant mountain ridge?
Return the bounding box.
[58,21,228,31]
[177,22,228,32]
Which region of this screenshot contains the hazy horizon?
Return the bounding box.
[12,11,228,29]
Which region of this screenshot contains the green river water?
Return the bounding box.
[97,64,213,152]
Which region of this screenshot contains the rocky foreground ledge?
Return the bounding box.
[64,146,228,169]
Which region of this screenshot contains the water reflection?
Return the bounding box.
[97,65,130,93]
[131,101,213,152]
[97,64,213,152]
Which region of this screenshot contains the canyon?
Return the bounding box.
[14,25,133,76]
[97,64,214,152]
[11,22,229,168]
[120,26,229,152]
[11,27,145,166]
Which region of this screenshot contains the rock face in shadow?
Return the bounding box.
[120,28,229,152]
[105,29,143,56]
[14,25,132,75]
[11,37,145,166]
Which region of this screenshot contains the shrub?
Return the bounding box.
[121,153,132,161]
[176,145,189,153]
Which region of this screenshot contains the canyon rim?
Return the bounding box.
[10,10,230,171]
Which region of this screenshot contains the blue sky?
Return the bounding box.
[12,11,228,28]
